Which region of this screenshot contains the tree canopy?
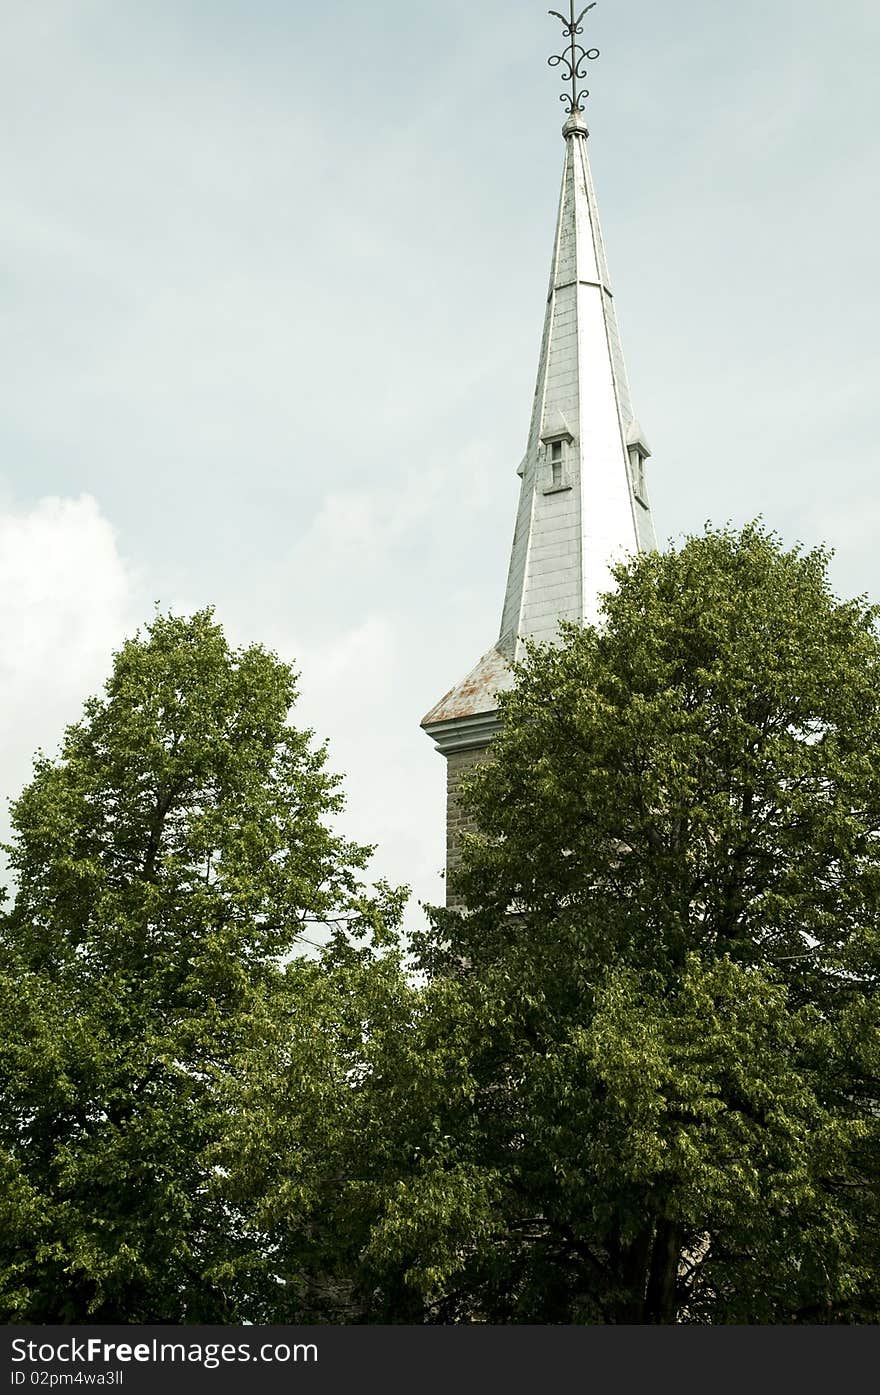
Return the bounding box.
[0,609,404,1322]
[372,524,880,1322]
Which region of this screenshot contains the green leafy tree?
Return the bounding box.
[0,610,404,1323]
[372,525,880,1323]
[216,921,421,1323]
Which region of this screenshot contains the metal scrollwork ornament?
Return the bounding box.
[548,3,600,114]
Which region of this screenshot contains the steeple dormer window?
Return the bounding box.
[543,436,572,494]
[630,449,647,504]
[625,421,652,510]
[540,412,575,495]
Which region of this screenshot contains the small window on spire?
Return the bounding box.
[629,448,648,506]
[541,426,573,494]
[625,423,651,509]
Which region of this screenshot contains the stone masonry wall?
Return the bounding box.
[445,744,493,909]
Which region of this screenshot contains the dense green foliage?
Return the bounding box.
[2,528,879,1324]
[378,525,880,1322]
[0,611,404,1322]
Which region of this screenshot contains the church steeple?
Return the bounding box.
[499,100,656,660]
[422,8,658,893]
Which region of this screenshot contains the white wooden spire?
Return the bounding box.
[423,109,656,754]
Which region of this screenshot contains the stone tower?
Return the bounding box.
[422,94,658,904]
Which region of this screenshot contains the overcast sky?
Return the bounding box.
[1,0,878,926]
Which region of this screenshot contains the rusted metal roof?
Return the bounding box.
[421,644,514,729]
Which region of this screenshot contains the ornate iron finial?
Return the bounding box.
[548,3,600,115]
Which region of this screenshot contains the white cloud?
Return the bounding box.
[305,473,443,563]
[0,493,136,829]
[296,614,397,699]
